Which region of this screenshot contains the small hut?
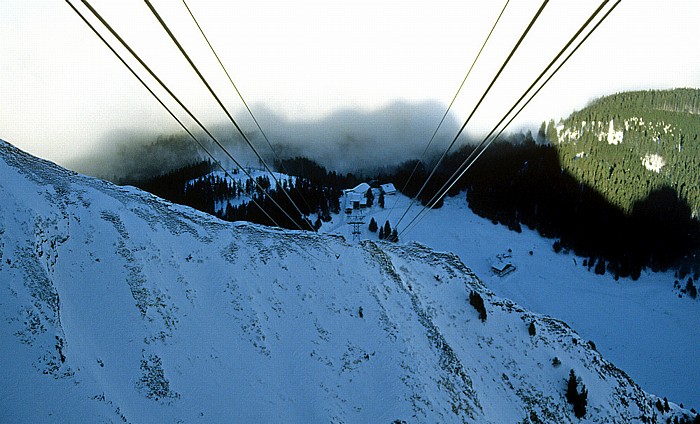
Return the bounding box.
[491,252,516,277]
[380,183,396,195]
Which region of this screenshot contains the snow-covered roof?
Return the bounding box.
[491,262,516,277]
[491,262,514,272]
[351,182,370,195]
[491,252,515,276]
[348,192,365,204]
[380,183,396,194]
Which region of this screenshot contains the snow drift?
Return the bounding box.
[0,139,692,423]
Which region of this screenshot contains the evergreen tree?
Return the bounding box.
[469,291,487,322]
[379,226,385,240]
[524,129,535,144]
[378,191,385,208]
[566,369,588,419]
[566,370,578,405]
[388,229,399,243]
[537,121,547,143]
[384,221,392,238]
[528,322,536,336]
[368,217,378,232]
[546,119,558,143]
[366,188,374,207]
[595,258,606,275]
[686,278,697,298]
[575,387,588,418]
[553,240,563,253]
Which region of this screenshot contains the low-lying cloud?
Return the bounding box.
[69,100,474,182]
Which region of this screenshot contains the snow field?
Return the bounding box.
[325,192,700,410]
[0,139,696,422]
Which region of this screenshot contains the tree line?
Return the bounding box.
[128,135,699,278]
[130,158,355,231]
[126,89,699,278]
[383,134,699,278]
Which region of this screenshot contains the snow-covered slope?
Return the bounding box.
[0,139,694,423]
[327,193,700,410]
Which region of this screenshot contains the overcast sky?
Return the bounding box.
[1,0,698,167]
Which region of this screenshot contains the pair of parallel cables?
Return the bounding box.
[384,0,511,227]
[392,0,621,237]
[68,0,314,233]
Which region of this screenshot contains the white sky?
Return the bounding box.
[1,0,698,166]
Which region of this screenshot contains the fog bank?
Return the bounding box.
[70,100,474,181]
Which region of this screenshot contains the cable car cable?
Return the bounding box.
[65,0,283,228]
[78,0,308,231]
[394,0,550,231]
[144,0,315,232]
[181,0,316,217]
[385,0,510,223]
[401,0,621,237]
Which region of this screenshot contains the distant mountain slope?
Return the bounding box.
[0,139,696,423]
[553,88,700,216]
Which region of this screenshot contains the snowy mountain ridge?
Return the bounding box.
[0,139,694,423]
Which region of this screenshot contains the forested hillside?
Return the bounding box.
[128,157,355,230]
[552,88,700,216]
[389,138,699,279]
[120,89,700,278]
[388,88,700,277]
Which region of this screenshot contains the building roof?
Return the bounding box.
[491,262,514,272]
[491,253,516,276]
[380,183,396,194]
[351,182,370,195]
[348,192,365,204]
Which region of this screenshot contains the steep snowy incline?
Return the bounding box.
[0,138,695,423]
[327,191,700,409]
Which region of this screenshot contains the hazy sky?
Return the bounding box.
[1,0,698,167]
